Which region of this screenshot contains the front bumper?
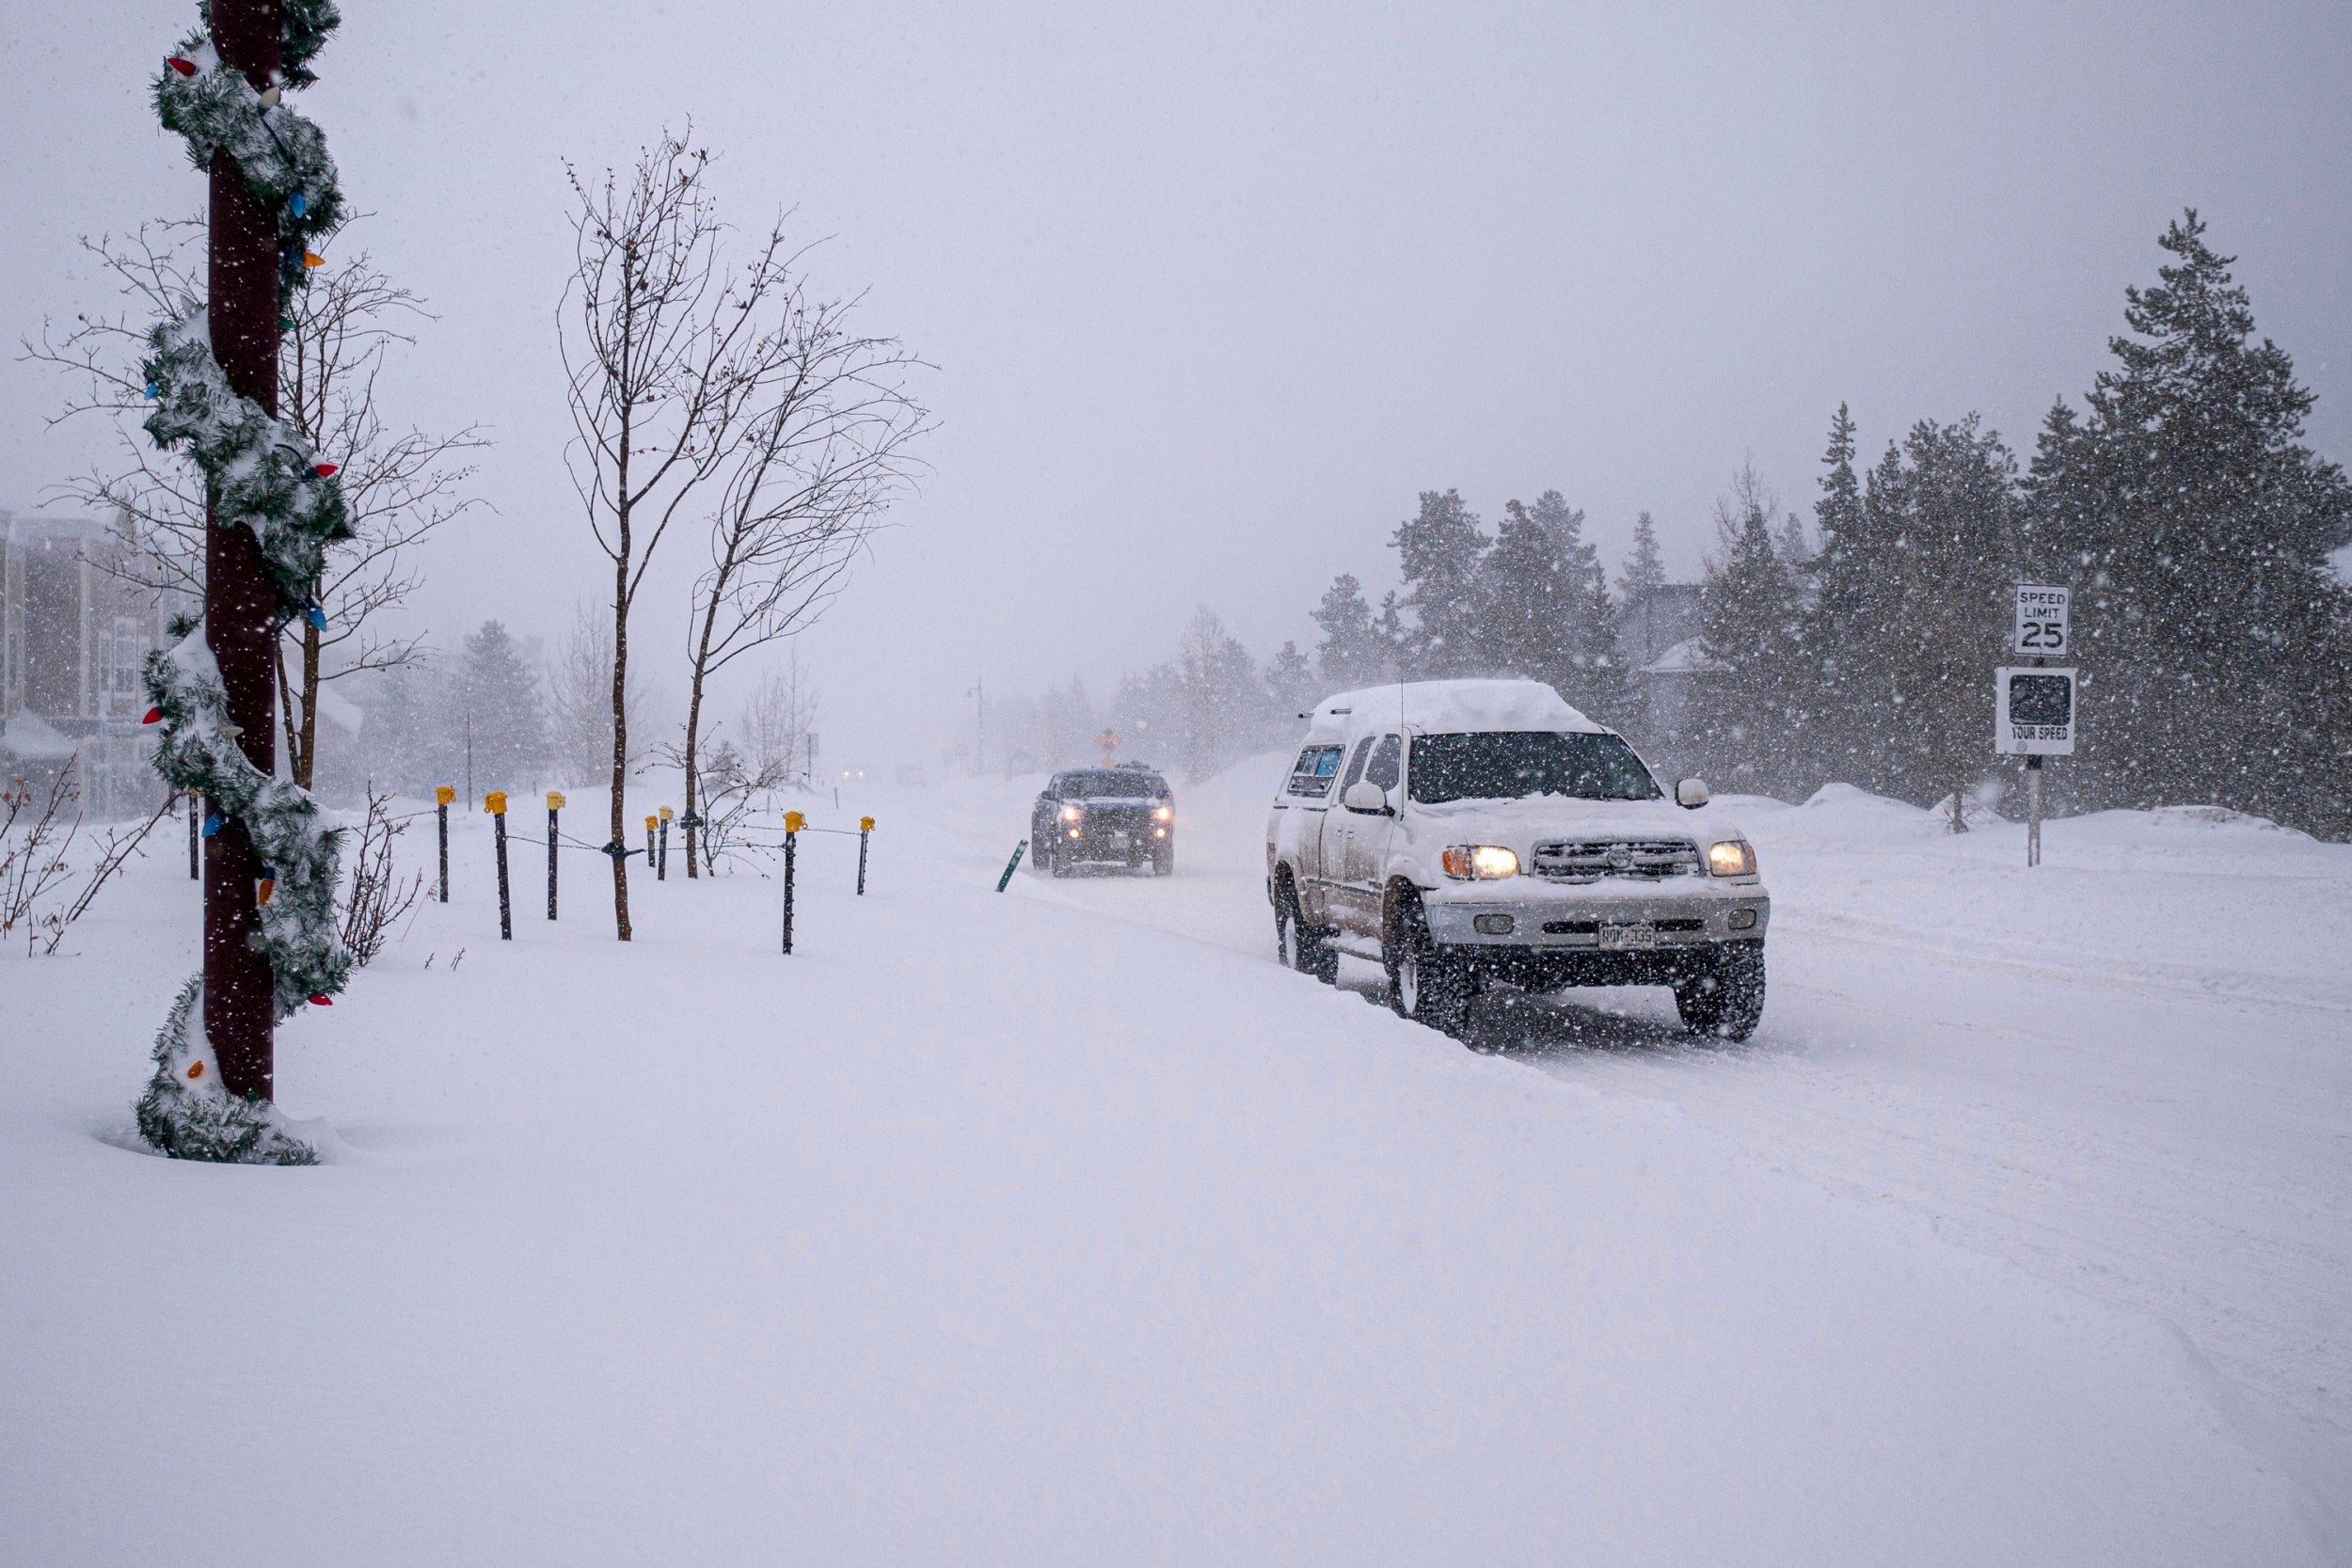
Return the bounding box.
[1419,883,1770,950]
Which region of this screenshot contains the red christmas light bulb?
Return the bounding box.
[166,56,198,77]
[142,706,163,724]
[313,463,339,477]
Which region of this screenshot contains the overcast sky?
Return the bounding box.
[7,1,2349,768]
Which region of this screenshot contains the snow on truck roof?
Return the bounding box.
[1303,679,1603,738]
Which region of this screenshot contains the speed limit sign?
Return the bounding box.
[2014,585,2070,656]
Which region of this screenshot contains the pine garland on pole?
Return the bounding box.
[134,0,355,1164]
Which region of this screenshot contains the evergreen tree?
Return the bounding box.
[1265,641,1317,718]
[2026,211,2352,834]
[1533,490,1634,725]
[1373,591,1409,677]
[1802,404,1882,786]
[1310,574,1385,690]
[452,620,550,794]
[1477,499,1580,688]
[1619,511,1668,605]
[1390,489,1489,676]
[1688,479,1807,798]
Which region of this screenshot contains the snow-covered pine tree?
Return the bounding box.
[1310,574,1385,690]
[2025,212,2352,836]
[452,621,549,795]
[1265,641,1316,721]
[1390,489,1488,677]
[1846,420,2023,827]
[1532,490,1633,727]
[1800,404,1883,787]
[1619,511,1668,607]
[1477,499,1580,688]
[1688,477,1807,799]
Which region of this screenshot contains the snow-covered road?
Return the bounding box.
[4,761,2346,1563]
[991,754,2352,1522]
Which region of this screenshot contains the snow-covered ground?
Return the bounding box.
[4,761,2346,1563]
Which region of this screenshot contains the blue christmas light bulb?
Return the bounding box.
[289,191,308,218]
[144,383,159,399]
[200,814,224,838]
[305,602,327,630]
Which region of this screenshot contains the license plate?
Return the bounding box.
[1107,832,1128,846]
[1598,922,1659,950]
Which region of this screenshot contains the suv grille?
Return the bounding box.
[1530,838,1700,881]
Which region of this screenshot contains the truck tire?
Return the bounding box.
[1152,841,1174,877]
[1048,840,1073,879]
[1675,942,1765,1041]
[1386,897,1470,1037]
[1275,876,1338,984]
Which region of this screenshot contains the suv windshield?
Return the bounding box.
[1407,732,1661,804]
[1060,770,1167,800]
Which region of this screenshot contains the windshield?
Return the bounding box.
[1060,771,1167,800]
[1407,732,1661,804]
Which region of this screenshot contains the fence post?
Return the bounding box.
[781,810,803,954]
[546,791,565,920]
[486,791,511,940]
[644,815,658,872]
[857,816,874,895]
[658,805,673,879]
[436,784,454,902]
[187,786,200,879]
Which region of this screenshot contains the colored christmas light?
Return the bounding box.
[166,55,198,77]
[309,993,333,1006]
[305,602,326,629]
[313,462,338,477]
[142,706,163,725]
[200,814,224,837]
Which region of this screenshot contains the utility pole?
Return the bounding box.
[202,0,285,1101]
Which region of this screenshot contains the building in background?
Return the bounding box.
[1,511,173,818]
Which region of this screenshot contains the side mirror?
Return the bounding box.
[1343,781,1391,815]
[1676,778,1710,809]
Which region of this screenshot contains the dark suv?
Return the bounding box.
[1031,767,1176,877]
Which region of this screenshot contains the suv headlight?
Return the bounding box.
[1440,845,1520,880]
[1706,840,1756,877]
[1060,804,1082,823]
[1153,804,1173,822]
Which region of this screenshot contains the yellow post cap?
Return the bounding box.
[436,785,455,805]
[659,805,675,822]
[860,816,876,832]
[784,811,806,833]
[484,791,507,815]
[644,815,658,831]
[546,791,566,810]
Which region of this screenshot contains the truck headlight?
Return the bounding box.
[1706,840,1756,877]
[1060,804,1082,823]
[1441,845,1519,879]
[1153,804,1173,822]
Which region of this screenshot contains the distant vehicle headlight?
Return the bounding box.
[1153,804,1173,822]
[1707,840,1756,877]
[1060,803,1082,823]
[1441,845,1519,879]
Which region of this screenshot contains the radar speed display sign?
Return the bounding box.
[1995,667,2077,756]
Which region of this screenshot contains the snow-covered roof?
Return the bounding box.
[1304,678,1600,738]
[1644,638,1717,675]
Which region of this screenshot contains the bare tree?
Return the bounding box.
[338,784,425,966]
[547,597,654,787]
[0,764,171,957]
[677,284,928,875]
[560,131,805,939]
[25,221,485,791]
[743,653,820,786]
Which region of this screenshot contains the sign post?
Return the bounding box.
[436,784,454,902]
[546,791,565,920]
[485,791,512,940]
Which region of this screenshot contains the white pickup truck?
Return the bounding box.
[1264,679,1769,1041]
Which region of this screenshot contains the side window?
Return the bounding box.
[1044,775,1061,800]
[1286,745,1344,797]
[1340,736,1375,790]
[1364,734,1402,791]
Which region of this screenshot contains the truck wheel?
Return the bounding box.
[1276,877,1337,984]
[1675,942,1765,1042]
[1049,841,1073,879]
[1029,831,1047,871]
[1152,842,1174,877]
[1386,899,1470,1037]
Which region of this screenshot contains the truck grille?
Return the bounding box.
[1529,838,1700,881]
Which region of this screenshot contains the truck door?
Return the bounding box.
[1321,736,1376,932]
[1344,733,1405,920]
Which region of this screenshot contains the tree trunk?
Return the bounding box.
[296,612,322,791]
[610,542,633,941]
[680,588,726,879]
[202,0,282,1101]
